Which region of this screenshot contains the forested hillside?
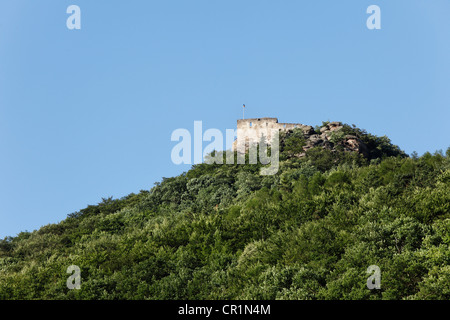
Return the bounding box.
[0,123,449,300]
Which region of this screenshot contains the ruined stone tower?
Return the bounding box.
[232,117,314,152]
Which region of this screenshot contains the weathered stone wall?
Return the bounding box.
[232,118,314,152]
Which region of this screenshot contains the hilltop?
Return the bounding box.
[0,122,449,300]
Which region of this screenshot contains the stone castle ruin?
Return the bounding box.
[232,117,369,158]
[232,117,314,152]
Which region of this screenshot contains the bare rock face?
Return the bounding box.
[342,135,369,158]
[298,121,369,158]
[301,125,315,135]
[328,121,343,132]
[309,134,323,145]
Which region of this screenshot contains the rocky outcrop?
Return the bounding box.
[299,122,369,158]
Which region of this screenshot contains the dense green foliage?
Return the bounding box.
[0,126,449,300]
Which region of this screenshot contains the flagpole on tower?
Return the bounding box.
[243,104,245,119]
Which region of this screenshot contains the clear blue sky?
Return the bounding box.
[0,0,449,238]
